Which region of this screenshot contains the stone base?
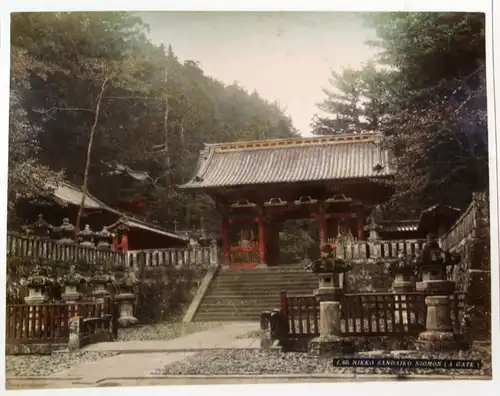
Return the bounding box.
[416,280,455,294]
[392,281,416,293]
[24,295,49,305]
[308,335,350,356]
[255,263,268,269]
[118,316,139,328]
[417,331,460,351]
[61,292,81,303]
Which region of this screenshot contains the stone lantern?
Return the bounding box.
[95,227,113,250]
[307,245,352,357]
[115,267,139,327]
[306,245,352,302]
[59,265,86,303]
[415,234,458,295]
[388,253,418,293]
[415,234,461,350]
[23,214,53,239]
[56,218,76,244]
[90,266,114,302]
[24,264,53,304]
[78,224,95,247]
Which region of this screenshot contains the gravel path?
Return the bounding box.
[117,321,223,341]
[6,351,119,377]
[6,321,223,377]
[154,346,491,378]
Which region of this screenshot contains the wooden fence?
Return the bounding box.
[6,300,113,346]
[281,291,466,339]
[335,239,426,261]
[6,232,125,267]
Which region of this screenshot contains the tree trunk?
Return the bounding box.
[75,78,109,238]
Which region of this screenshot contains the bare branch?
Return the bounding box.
[75,77,109,236]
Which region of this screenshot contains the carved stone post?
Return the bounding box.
[416,234,460,350]
[209,239,218,267]
[68,316,82,351]
[115,267,139,327]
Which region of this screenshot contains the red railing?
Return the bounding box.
[280,291,466,338]
[6,301,110,345]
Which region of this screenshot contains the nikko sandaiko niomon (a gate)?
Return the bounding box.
[180,133,395,269]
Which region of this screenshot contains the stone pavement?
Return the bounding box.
[83,321,260,353]
[49,321,260,383]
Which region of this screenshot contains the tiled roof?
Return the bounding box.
[50,182,113,210]
[107,218,189,242]
[181,133,393,189]
[48,182,187,241]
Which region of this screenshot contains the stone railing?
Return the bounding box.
[126,242,219,270]
[335,239,427,261]
[440,199,478,252]
[6,232,125,267]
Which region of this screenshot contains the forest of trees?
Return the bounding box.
[9,12,299,231]
[312,12,488,217]
[9,12,488,233]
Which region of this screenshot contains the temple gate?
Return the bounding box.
[181,133,395,269]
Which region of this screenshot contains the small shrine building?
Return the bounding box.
[181,133,398,269]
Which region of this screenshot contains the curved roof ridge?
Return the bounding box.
[204,132,383,151]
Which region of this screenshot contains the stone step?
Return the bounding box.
[192,267,319,321]
[203,291,314,299]
[196,307,281,315]
[193,315,262,322]
[218,270,313,276]
[214,280,316,286]
[216,272,316,278]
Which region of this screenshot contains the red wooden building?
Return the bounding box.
[181,133,396,269]
[16,181,188,250]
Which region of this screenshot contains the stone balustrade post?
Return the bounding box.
[309,301,346,356]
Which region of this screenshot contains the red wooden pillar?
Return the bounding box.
[221,207,230,265]
[356,206,365,241]
[318,199,326,248]
[257,205,266,264]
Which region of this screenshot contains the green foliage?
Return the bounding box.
[10,12,298,231]
[135,268,204,323]
[313,12,487,217]
[8,47,64,227]
[279,221,319,263]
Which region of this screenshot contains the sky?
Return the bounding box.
[137,12,380,137]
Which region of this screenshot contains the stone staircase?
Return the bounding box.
[193,265,318,322]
